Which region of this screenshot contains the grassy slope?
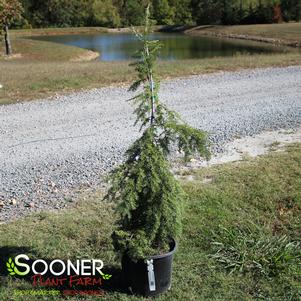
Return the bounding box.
[0,27,107,62]
[1,38,89,61]
[0,144,300,301]
[190,23,301,46]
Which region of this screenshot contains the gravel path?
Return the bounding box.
[1,66,301,222]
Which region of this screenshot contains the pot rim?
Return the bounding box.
[149,237,177,260]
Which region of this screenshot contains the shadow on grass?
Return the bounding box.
[0,246,36,277]
[159,25,194,32]
[0,246,127,296]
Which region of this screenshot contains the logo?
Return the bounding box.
[5,254,112,297]
[7,257,23,276]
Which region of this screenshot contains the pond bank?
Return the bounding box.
[183,23,301,48]
[70,49,99,62]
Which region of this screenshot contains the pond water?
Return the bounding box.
[32,32,293,61]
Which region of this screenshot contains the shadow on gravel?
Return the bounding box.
[0,246,126,296]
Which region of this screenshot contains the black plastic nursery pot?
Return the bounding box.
[121,239,177,297]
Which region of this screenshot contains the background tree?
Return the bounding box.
[9,0,301,28]
[192,0,223,25]
[152,0,174,25]
[167,0,193,25]
[93,0,120,27]
[24,0,74,27]
[0,0,23,55]
[120,0,148,26]
[273,4,283,23]
[70,0,94,27]
[281,0,301,21]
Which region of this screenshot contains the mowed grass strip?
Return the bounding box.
[1,51,301,105]
[0,144,300,300]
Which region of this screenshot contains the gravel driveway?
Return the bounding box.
[1,66,301,222]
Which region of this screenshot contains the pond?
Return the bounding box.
[32,32,293,61]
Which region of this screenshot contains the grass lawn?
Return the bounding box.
[0,24,301,105]
[10,27,109,37]
[190,22,301,47]
[0,53,300,105]
[0,144,300,300]
[0,38,90,62]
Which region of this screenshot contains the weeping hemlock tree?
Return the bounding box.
[0,0,23,55]
[107,6,209,261]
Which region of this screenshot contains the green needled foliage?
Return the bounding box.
[106,5,210,261]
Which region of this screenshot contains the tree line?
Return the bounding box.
[11,0,301,28]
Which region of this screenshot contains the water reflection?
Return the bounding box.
[32,33,294,61]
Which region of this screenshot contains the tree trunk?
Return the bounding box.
[273,4,283,23]
[145,45,155,125]
[4,24,12,56]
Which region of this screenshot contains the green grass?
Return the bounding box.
[1,52,300,105]
[10,27,109,37]
[0,144,300,300]
[0,38,90,61]
[0,27,103,63]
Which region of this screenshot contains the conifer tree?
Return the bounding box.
[152,0,174,25]
[106,5,209,261]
